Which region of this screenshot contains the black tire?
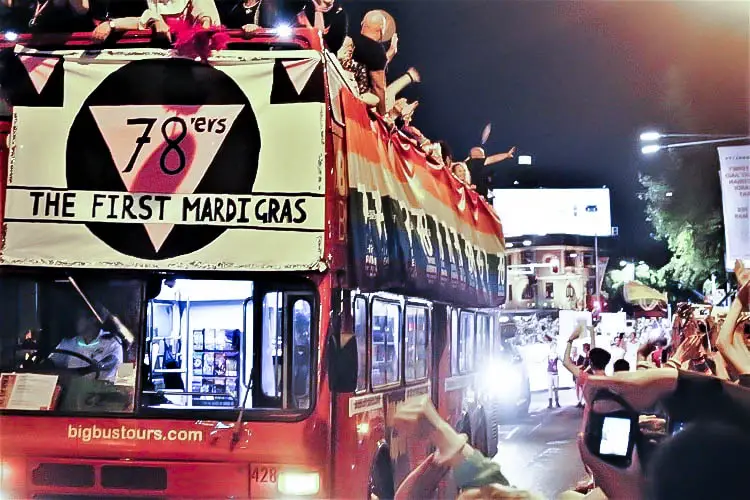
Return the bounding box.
[368,450,395,500]
[470,406,498,458]
[485,403,499,455]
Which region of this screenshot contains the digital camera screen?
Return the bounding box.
[600,416,631,456]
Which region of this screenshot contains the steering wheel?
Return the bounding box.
[47,348,102,380]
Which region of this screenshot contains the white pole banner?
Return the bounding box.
[718,145,750,269]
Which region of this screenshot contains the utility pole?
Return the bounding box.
[594,234,600,313]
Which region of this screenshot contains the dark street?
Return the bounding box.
[494,389,586,499]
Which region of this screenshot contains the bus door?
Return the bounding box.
[431,305,449,408]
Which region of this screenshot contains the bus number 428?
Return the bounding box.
[251,466,277,483]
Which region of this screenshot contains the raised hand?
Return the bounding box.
[673,334,702,364]
[393,395,441,440]
[735,259,750,306]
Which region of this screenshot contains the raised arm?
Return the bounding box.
[484,146,517,166]
[716,260,750,377]
[716,294,750,376]
[563,324,585,377]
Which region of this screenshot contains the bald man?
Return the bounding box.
[465,146,516,198]
[347,10,392,114]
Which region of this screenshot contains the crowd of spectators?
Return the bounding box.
[0,0,517,202]
[385,260,750,499]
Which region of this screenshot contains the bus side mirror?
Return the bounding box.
[328,286,358,393]
[327,326,358,394]
[500,327,517,340]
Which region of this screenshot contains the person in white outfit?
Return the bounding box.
[546,339,560,408]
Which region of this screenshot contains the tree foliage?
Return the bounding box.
[638,68,725,289]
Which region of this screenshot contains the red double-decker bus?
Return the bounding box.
[0,26,509,499]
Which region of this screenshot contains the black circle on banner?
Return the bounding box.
[66,58,261,260]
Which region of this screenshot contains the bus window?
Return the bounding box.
[0,273,143,414]
[405,305,429,381]
[291,299,312,409]
[451,309,460,375]
[353,297,368,391]
[459,311,475,373]
[139,279,315,413]
[476,313,490,365]
[262,292,283,399]
[371,299,401,387]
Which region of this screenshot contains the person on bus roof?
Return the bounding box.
[464,145,517,199]
[219,0,274,33]
[296,0,347,54]
[50,311,124,383]
[341,10,396,115]
[2,0,98,33]
[91,0,221,43]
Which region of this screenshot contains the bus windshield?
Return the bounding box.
[0,272,315,416]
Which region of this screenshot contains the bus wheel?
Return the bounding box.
[368,451,395,500]
[471,406,498,458]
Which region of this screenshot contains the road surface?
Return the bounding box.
[493,388,587,499]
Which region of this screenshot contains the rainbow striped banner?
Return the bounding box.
[342,92,506,307]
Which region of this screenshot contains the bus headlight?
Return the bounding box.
[277,471,320,496]
[0,461,14,500]
[482,363,522,401]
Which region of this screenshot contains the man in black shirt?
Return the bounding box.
[465,145,517,199]
[347,10,392,115]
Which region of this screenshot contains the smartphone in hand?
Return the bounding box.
[585,390,639,468]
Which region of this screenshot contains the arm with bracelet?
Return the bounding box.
[715,274,750,380]
[393,396,514,498]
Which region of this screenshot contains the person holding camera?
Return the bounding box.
[715,260,750,386]
[578,368,750,499]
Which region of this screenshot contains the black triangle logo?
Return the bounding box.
[270,58,325,105]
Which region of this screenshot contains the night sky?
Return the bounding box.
[346,0,749,264]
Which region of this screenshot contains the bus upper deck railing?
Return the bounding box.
[0,27,320,51]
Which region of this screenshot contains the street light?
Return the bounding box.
[640,131,661,142]
[640,131,744,142]
[640,132,750,155]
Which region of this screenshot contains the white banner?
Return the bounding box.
[718,145,750,269]
[2,49,327,271]
[491,188,612,238]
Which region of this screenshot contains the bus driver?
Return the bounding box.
[50,312,124,383]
